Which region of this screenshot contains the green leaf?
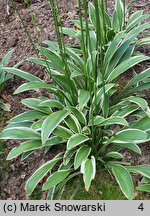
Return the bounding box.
[136,184,150,192]
[115,0,124,30]
[102,91,109,118]
[110,101,138,115]
[52,73,73,93]
[100,116,128,127]
[89,31,97,51]
[106,56,150,82]
[42,40,59,51]
[74,145,91,170]
[89,115,104,126]
[44,136,62,147]
[130,110,146,118]
[3,67,42,82]
[104,32,125,69]
[112,106,138,118]
[78,89,90,110]
[93,84,115,106]
[132,116,150,131]
[65,114,81,133]
[1,49,14,66]
[89,2,96,28]
[25,154,62,195]
[39,47,64,71]
[61,27,80,39]
[7,140,42,160]
[71,70,83,78]
[123,68,150,91]
[111,164,134,199]
[91,156,96,179]
[5,122,32,130]
[112,10,119,32]
[123,96,148,112]
[104,10,111,28]
[0,102,10,111]
[41,110,69,144]
[126,14,149,32]
[66,61,83,79]
[107,35,138,73]
[81,156,96,191]
[42,170,70,190]
[118,45,134,63]
[72,19,90,30]
[21,98,51,114]
[127,11,143,26]
[118,143,141,154]
[128,82,150,95]
[112,129,147,144]
[67,133,89,150]
[141,176,150,183]
[66,48,84,68]
[90,116,128,127]
[31,118,45,131]
[40,99,64,109]
[21,150,33,161]
[9,110,47,123]
[53,126,73,139]
[136,37,150,46]
[0,127,40,140]
[68,107,86,125]
[14,82,53,94]
[28,57,55,68]
[63,148,77,166]
[106,151,123,159]
[126,165,150,178]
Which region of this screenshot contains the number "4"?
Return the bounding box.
[138,203,144,211]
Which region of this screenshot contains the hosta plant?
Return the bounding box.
[0,0,150,199]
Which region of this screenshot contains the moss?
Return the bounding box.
[62,172,125,200]
[62,172,150,200]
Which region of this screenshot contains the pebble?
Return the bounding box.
[21,173,26,180]
[10,164,15,171]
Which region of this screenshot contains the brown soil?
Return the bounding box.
[0,0,150,200]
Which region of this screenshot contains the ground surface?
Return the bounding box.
[0,0,150,200]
